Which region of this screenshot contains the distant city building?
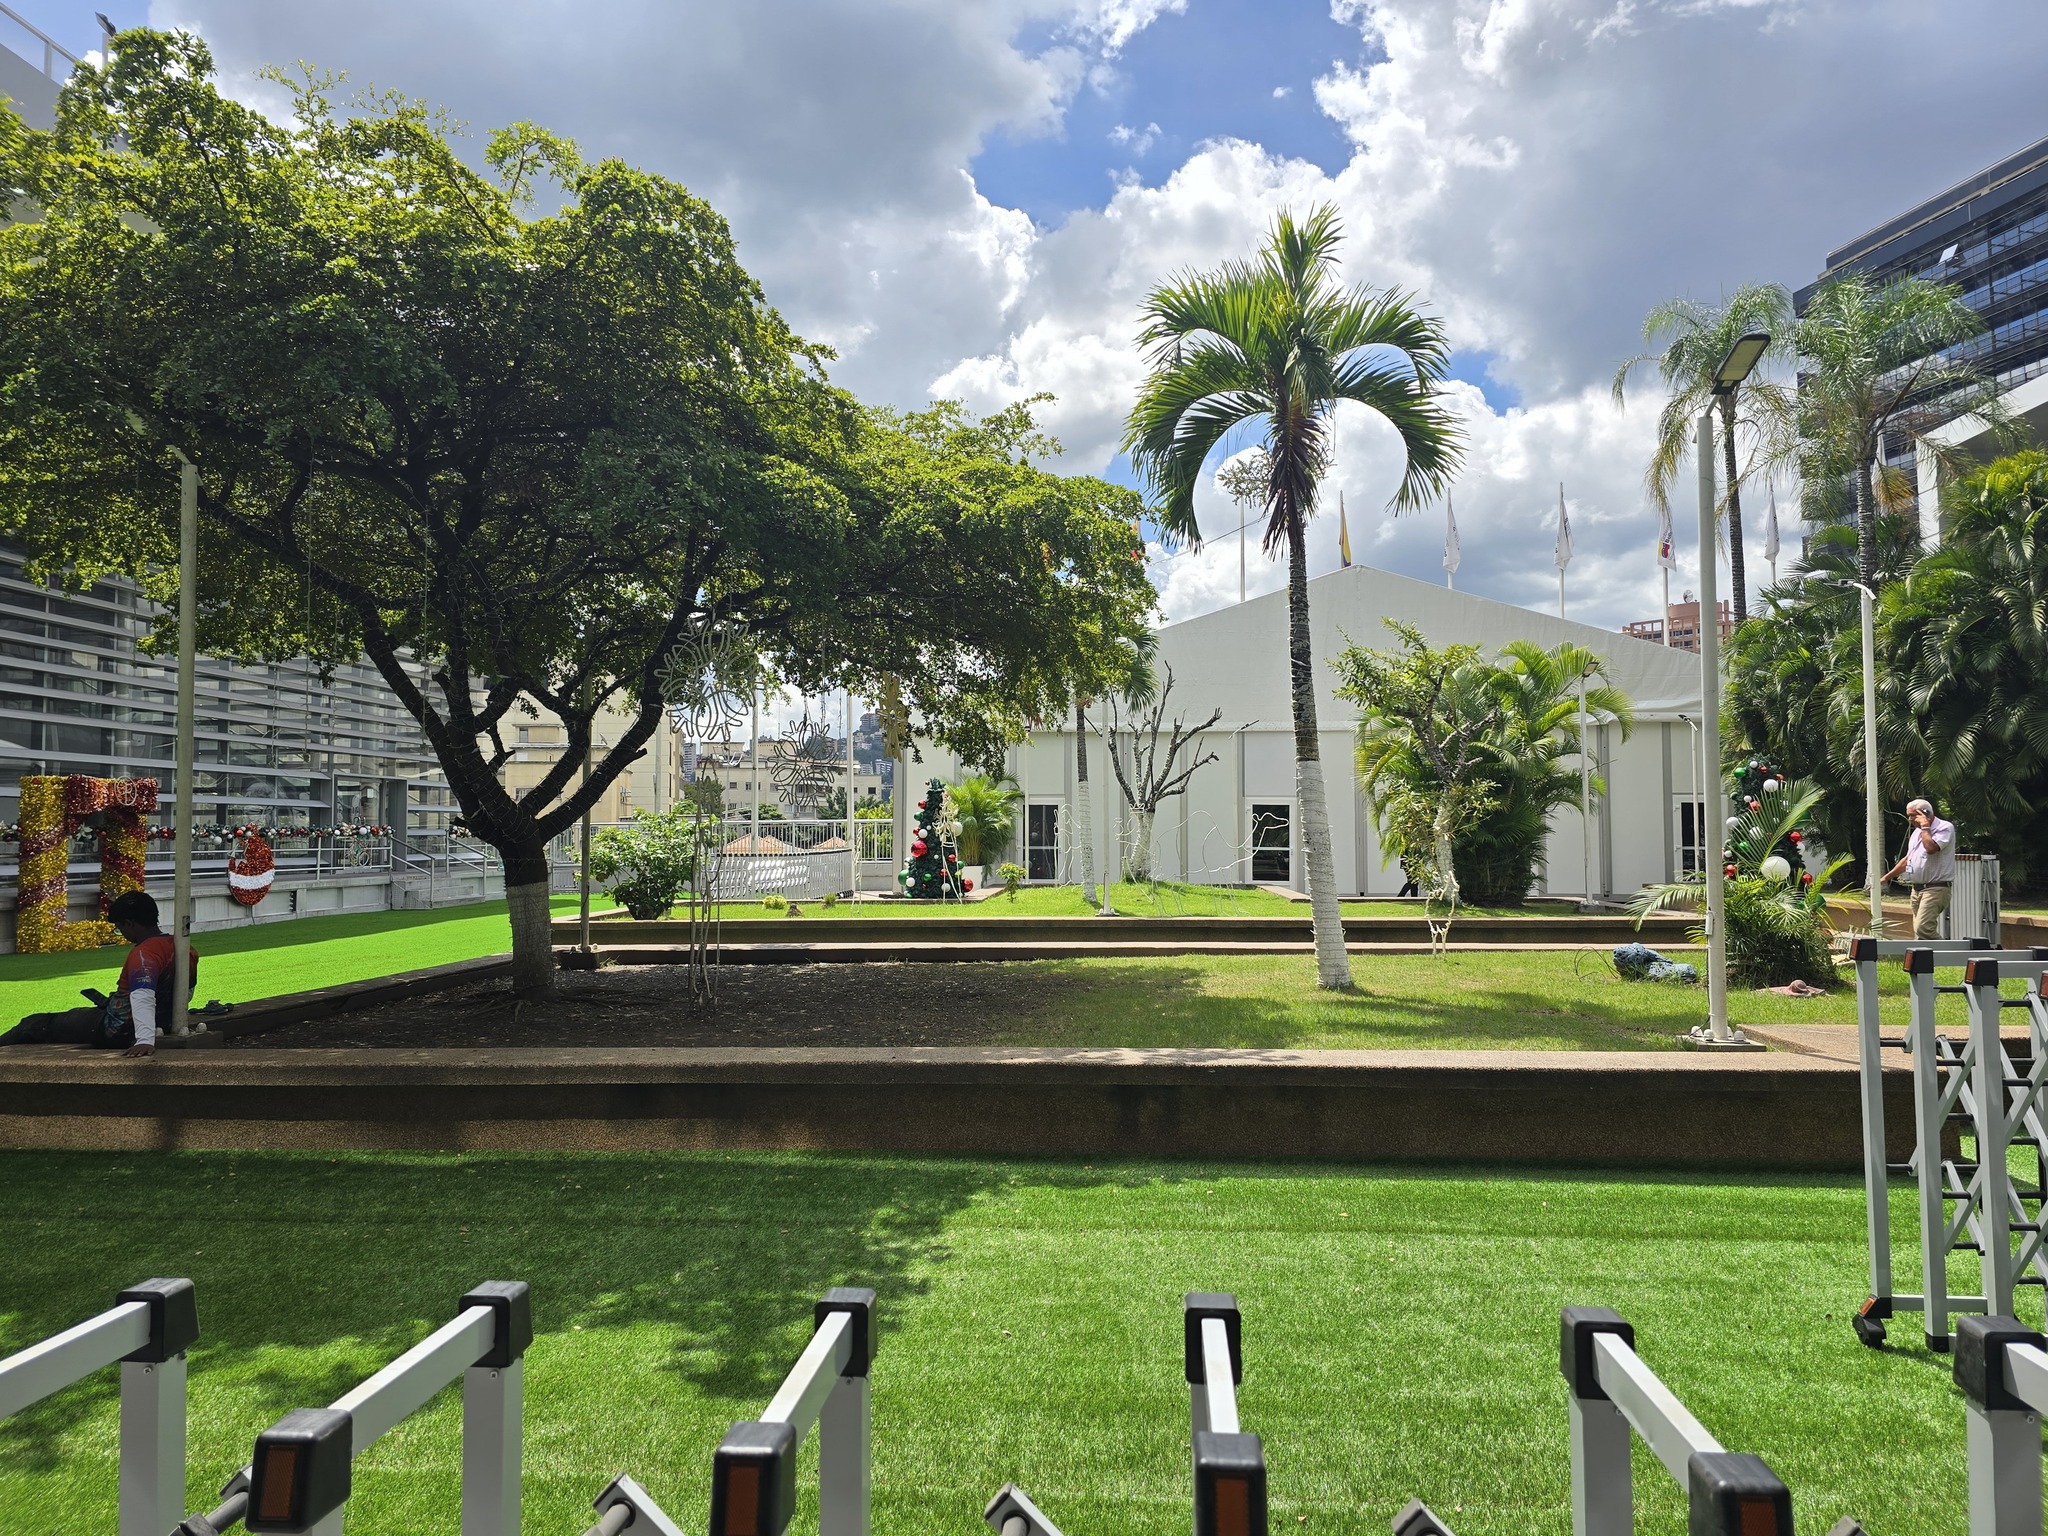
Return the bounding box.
[1796,133,2048,533]
[689,736,885,817]
[1620,596,1731,655]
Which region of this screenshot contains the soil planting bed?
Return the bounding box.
[222,961,1082,1049]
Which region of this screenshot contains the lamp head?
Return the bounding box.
[1711,332,1771,395]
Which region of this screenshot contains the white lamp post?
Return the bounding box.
[1804,572,1884,935]
[1693,332,1769,1050]
[169,449,197,1038]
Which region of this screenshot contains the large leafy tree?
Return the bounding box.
[0,33,1153,994]
[1795,272,2008,589]
[1612,284,1794,624]
[1124,206,1462,989]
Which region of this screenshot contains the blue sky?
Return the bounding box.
[974,1,1363,227]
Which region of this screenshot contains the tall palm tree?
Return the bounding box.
[1613,284,1795,624]
[1795,272,2010,591]
[1124,205,1462,988]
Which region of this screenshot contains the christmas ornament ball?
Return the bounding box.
[1760,854,1793,882]
[1762,777,1780,793]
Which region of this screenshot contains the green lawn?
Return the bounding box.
[0,897,579,1020]
[1000,950,1859,1050]
[0,1149,1986,1534]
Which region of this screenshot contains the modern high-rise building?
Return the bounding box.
[1795,133,2048,531]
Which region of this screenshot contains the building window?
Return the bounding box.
[1026,802,1060,882]
[1250,804,1291,884]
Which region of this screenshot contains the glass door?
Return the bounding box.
[1249,803,1292,883]
[1027,802,1061,881]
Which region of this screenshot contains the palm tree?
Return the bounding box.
[1795,272,2009,590]
[1124,205,1462,988]
[1613,284,1795,624]
[950,774,1021,867]
[1464,640,1634,903]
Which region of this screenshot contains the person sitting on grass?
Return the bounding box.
[0,891,195,1057]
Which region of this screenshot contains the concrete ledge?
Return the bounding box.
[158,956,513,1047]
[0,1044,1913,1169]
[573,941,1694,964]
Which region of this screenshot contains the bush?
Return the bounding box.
[586,807,702,920]
[998,861,1026,899]
[761,893,786,911]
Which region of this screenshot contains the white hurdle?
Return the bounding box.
[236,1280,530,1536]
[708,1286,876,1536]
[0,1277,195,1536]
[1954,1314,2048,1535]
[1561,1307,1792,1536]
[1184,1292,1265,1536]
[984,1483,1065,1536]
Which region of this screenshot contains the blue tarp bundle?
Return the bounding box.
[1612,942,1698,985]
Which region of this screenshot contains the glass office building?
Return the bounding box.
[1795,134,2048,515]
[0,543,454,835]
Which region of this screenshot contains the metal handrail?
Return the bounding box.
[0,2,79,82]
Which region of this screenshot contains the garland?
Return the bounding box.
[227,830,276,906]
[0,823,393,843]
[14,775,160,953]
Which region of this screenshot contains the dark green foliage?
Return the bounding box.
[586,807,704,920]
[901,778,961,899]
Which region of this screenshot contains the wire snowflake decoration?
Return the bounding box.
[770,709,842,812]
[659,616,755,741]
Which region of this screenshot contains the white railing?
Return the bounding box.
[2,833,397,890]
[0,2,78,82]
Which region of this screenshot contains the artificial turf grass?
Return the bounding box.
[0,895,584,1020]
[0,1149,2001,1534]
[648,882,1576,920]
[987,949,1872,1051]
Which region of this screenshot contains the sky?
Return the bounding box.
[9,0,2048,641]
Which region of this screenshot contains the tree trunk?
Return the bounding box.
[1720,392,1747,624]
[1854,446,1878,591]
[503,845,557,999]
[1284,512,1353,989]
[1073,701,1098,904]
[1131,807,1155,883]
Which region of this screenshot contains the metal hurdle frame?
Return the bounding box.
[1185,1292,1266,1536]
[1953,1314,2048,1536]
[0,1277,195,1536]
[985,1483,1064,1536]
[237,1280,530,1536]
[708,1286,876,1536]
[1960,957,2048,1334]
[1845,935,2048,1348]
[1560,1306,1792,1536]
[581,1474,687,1536]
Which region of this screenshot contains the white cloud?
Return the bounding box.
[142,0,2048,638]
[1108,120,1162,155]
[1272,84,1291,98]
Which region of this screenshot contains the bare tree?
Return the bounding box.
[1100,665,1223,881]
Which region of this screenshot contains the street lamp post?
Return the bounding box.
[1693,332,1770,1050]
[1805,573,1884,935]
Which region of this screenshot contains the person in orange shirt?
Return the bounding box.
[1,891,196,1057]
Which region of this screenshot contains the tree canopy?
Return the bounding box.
[0,31,1154,991]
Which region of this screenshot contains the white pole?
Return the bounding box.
[170,453,197,1036]
[1557,568,1565,620]
[1662,568,1671,645]
[578,745,592,952]
[1696,409,1738,1045]
[1578,674,1591,907]
[750,690,761,858]
[1861,585,1884,935]
[1239,519,1246,605]
[845,689,856,898]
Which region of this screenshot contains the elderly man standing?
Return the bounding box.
[1884,797,1957,939]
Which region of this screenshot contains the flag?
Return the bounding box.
[1339,493,1353,568]
[1763,484,1781,565]
[1656,502,1677,570]
[1554,483,1572,573]
[1443,495,1461,582]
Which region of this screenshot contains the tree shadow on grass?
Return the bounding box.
[0,1148,1007,1482]
[1008,958,1703,1051]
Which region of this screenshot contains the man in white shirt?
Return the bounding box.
[1883,797,1956,939]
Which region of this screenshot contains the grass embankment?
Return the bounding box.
[0,897,580,1020]
[0,1150,1982,1534]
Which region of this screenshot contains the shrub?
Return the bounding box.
[761,893,787,911]
[998,861,1026,899]
[586,806,702,920]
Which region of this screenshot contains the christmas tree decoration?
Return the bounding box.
[228,831,277,906]
[901,778,965,899]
